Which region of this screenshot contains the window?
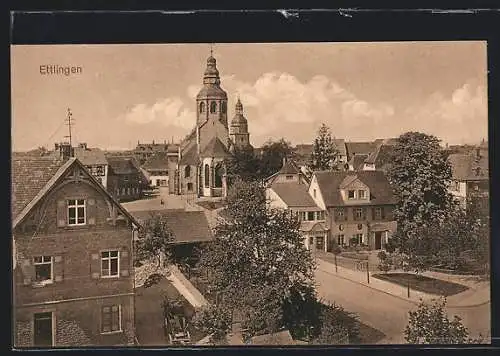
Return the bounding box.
[358,190,366,199]
[185,165,191,178]
[316,236,324,250]
[101,251,119,278]
[336,209,345,221]
[210,101,217,113]
[199,102,205,113]
[339,224,344,231]
[357,223,363,230]
[337,234,345,246]
[204,164,210,188]
[313,189,317,198]
[374,207,383,220]
[286,175,294,180]
[316,211,325,220]
[34,312,53,346]
[301,212,306,221]
[354,208,364,220]
[307,212,315,221]
[33,256,53,284]
[221,101,227,114]
[68,199,86,225]
[348,190,355,199]
[214,164,223,188]
[101,305,121,333]
[187,182,193,191]
[354,233,363,245]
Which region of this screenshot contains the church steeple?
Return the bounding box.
[230,96,250,149]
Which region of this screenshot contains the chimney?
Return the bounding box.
[282,156,287,167]
[79,142,87,149]
[59,142,73,161]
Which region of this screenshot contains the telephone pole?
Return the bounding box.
[64,108,74,148]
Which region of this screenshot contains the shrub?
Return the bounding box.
[377,251,393,273]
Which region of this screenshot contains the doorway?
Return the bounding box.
[34,312,53,346]
[374,232,382,250]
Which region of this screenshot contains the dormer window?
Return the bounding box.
[348,190,355,199]
[358,190,366,199]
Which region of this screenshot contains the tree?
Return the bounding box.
[195,178,316,339]
[191,303,232,345]
[387,132,456,272]
[135,212,175,267]
[377,251,393,273]
[404,297,484,344]
[309,123,340,171]
[258,138,295,179]
[224,146,260,184]
[314,302,360,344]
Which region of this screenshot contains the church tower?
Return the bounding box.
[230,97,251,149]
[196,52,228,128]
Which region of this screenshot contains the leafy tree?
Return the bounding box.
[224,146,260,184]
[314,303,360,344]
[135,212,175,267]
[309,123,340,171]
[388,132,456,272]
[191,303,232,345]
[196,178,316,339]
[404,297,484,344]
[258,138,295,179]
[377,251,393,273]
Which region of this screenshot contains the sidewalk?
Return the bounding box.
[316,258,490,307]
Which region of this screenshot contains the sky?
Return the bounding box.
[11,42,488,151]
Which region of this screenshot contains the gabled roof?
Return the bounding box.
[448,152,489,181]
[130,210,214,243]
[179,144,199,165]
[349,154,369,171]
[314,170,398,207]
[364,144,395,167]
[73,147,108,166]
[300,221,328,232]
[270,182,318,208]
[279,160,301,175]
[12,157,141,229]
[200,137,231,158]
[142,152,169,171]
[345,142,376,160]
[107,156,141,175]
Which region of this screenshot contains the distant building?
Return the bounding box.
[293,139,348,170]
[133,141,172,165]
[309,170,398,250]
[141,152,170,187]
[264,158,310,187]
[348,154,369,172]
[362,141,396,173]
[73,143,109,189]
[106,156,149,202]
[447,147,489,210]
[12,156,139,347]
[345,141,376,162]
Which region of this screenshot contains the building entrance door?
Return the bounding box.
[375,232,382,250]
[34,312,53,346]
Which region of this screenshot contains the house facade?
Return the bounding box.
[12,157,140,347]
[309,171,398,250]
[106,156,149,202]
[72,143,109,189]
[141,152,170,188]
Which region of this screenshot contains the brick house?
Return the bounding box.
[12,156,141,347]
[106,156,149,202]
[308,170,398,250]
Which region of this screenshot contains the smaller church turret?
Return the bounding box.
[230,97,251,149]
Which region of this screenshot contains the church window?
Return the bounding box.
[210,101,217,113]
[214,164,223,188]
[221,101,227,114]
[204,164,210,188]
[185,165,191,178]
[199,102,205,113]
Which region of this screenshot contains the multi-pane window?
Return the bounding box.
[316,236,324,250]
[307,212,315,221]
[101,305,121,333]
[358,190,366,199]
[354,233,363,245]
[337,234,345,245]
[374,207,383,220]
[348,190,355,199]
[101,251,119,278]
[33,256,53,283]
[286,175,294,180]
[354,208,364,221]
[68,199,86,225]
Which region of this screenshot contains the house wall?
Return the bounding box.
[178,164,197,195]
[308,176,326,211]
[13,176,135,347]
[107,173,143,202]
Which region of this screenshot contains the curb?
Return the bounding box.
[316,264,490,308]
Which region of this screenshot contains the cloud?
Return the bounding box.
[123,97,195,130]
[403,82,487,144]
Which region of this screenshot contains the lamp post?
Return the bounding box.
[334,253,338,273]
[366,261,370,284]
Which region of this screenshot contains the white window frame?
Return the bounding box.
[100,304,122,334]
[354,208,363,220]
[338,234,345,246]
[358,190,366,199]
[101,250,120,278]
[67,199,86,226]
[33,256,54,286]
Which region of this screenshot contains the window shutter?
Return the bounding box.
[91,253,100,279]
[87,198,97,225]
[371,208,375,220]
[120,249,129,277]
[54,255,64,282]
[381,207,386,219]
[57,200,67,227]
[21,258,34,285]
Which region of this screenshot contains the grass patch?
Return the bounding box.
[372,273,469,296]
[196,200,226,210]
[354,322,386,345]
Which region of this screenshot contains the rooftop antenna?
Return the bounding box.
[64,108,74,148]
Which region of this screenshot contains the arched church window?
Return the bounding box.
[204,164,210,188]
[210,101,217,113]
[214,164,223,188]
[221,101,227,114]
[199,102,205,113]
[185,165,191,178]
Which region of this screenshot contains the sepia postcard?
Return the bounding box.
[11,42,490,348]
